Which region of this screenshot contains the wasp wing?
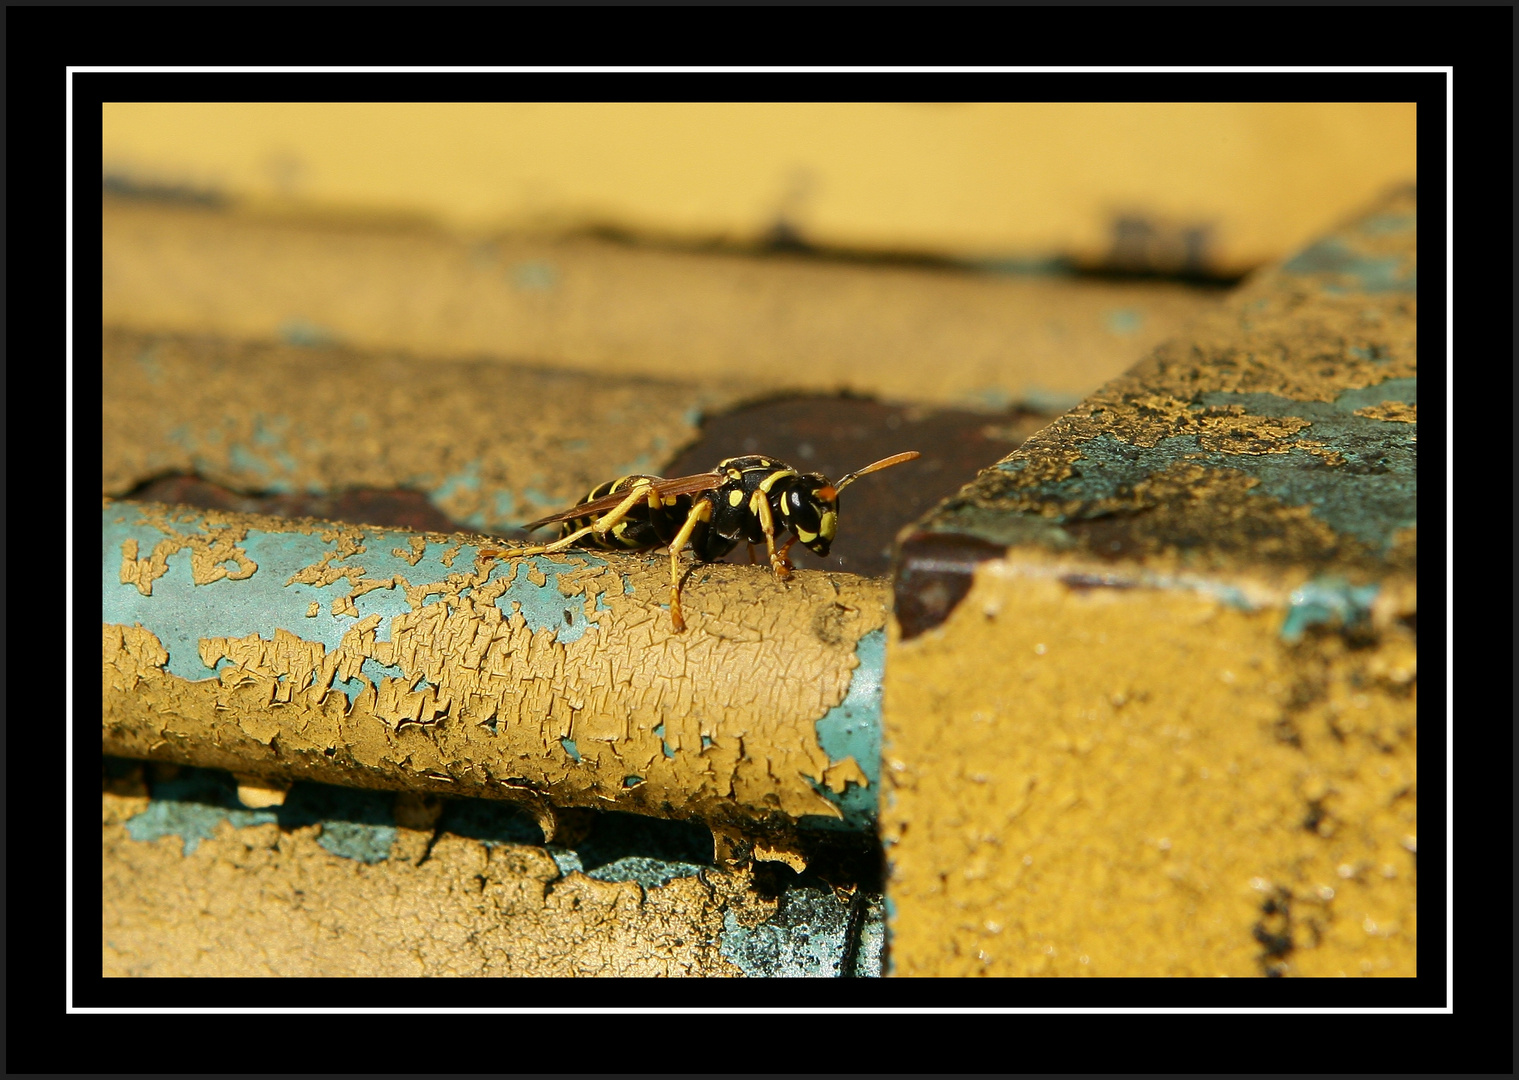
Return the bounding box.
[522,472,724,532]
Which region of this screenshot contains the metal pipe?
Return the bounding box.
[102,501,886,835]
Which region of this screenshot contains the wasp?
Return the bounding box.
[498,451,919,632]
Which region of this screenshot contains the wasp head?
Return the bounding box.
[774,452,920,560]
[777,474,839,557]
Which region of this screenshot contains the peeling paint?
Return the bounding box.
[103,502,888,831]
[803,628,884,832]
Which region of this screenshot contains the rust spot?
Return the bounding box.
[892,532,1005,640]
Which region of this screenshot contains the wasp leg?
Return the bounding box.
[776,535,797,571]
[747,543,758,565]
[751,491,792,582]
[590,482,659,542]
[664,499,712,632]
[512,522,599,558]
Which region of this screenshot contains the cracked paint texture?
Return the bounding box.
[102,502,887,832]
[884,189,1417,976]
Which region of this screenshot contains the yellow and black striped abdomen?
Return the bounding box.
[559,474,683,551]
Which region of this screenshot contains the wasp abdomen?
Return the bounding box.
[561,474,687,550]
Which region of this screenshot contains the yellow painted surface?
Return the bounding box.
[102,200,1213,416]
[880,187,1418,977]
[103,102,1415,270]
[882,554,1416,977]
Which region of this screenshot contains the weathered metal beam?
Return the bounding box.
[884,186,1419,976]
[102,503,886,838]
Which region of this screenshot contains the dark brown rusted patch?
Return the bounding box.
[892,532,1007,641]
[662,396,1047,579]
[127,475,464,532]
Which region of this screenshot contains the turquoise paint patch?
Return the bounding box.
[486,489,518,527]
[652,723,676,759]
[1012,378,1417,551]
[123,767,398,863]
[439,803,713,891]
[251,413,290,448]
[125,796,277,855]
[166,424,197,451]
[1281,577,1380,642]
[719,887,884,977]
[1104,308,1143,335]
[1327,378,1417,411]
[623,776,644,788]
[584,855,709,889]
[549,849,584,876]
[430,461,483,523]
[102,510,610,688]
[547,812,714,890]
[279,318,338,347]
[496,554,606,644]
[800,628,883,832]
[106,514,357,681]
[1281,237,1415,293]
[331,675,367,704]
[561,738,581,762]
[227,443,272,478]
[313,821,397,864]
[361,656,405,684]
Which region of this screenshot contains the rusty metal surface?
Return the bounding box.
[663,397,1050,579]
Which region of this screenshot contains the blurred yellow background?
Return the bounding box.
[102,102,1415,273]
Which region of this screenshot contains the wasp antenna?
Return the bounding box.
[834,451,921,494]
